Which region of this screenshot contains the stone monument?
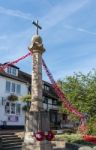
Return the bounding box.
[22,20,52,150]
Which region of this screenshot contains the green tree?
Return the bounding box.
[57,70,96,120]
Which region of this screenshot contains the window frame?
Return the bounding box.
[44,85,50,91]
[6,81,21,95]
[6,81,11,93]
[5,102,21,115]
[16,84,21,95]
[7,67,17,76]
[11,83,16,93]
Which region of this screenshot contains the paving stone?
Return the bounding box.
[93,146,96,150]
[79,146,92,150]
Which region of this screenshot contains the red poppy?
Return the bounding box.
[83,135,96,144]
[45,131,54,141]
[34,131,45,141]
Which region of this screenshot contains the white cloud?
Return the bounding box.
[41,0,89,30]
[63,25,96,36]
[77,27,96,35]
[0,6,32,20]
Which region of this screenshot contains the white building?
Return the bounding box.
[0,64,30,128]
[0,63,60,129]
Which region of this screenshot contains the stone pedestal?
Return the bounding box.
[22,111,52,150]
[23,137,52,150]
[25,111,50,132]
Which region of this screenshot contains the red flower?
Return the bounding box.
[45,131,54,141]
[83,135,96,144]
[34,131,45,141]
[79,124,88,134]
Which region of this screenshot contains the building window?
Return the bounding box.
[7,67,17,76]
[28,86,31,94]
[11,103,15,114]
[6,81,11,92]
[43,97,48,104]
[5,102,10,114]
[44,85,50,91]
[6,81,21,95]
[16,84,21,94]
[7,67,11,74]
[48,99,52,104]
[16,104,21,114]
[50,111,57,123]
[52,100,57,105]
[12,68,16,76]
[12,83,15,93]
[5,102,21,115]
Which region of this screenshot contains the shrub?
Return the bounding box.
[22,105,30,112]
[8,94,18,101]
[88,117,96,135]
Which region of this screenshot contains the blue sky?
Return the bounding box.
[0,0,96,81]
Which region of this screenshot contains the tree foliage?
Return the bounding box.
[21,95,31,102]
[21,95,31,112]
[57,69,96,120]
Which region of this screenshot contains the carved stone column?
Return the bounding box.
[22,35,52,150]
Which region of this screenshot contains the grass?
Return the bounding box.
[55,133,82,142]
[55,133,96,147]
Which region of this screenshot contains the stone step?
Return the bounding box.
[6,149,22,150]
[2,138,23,143]
[53,148,70,150]
[1,137,20,141]
[1,135,19,140]
[2,144,22,150]
[0,131,23,150]
[0,134,17,138]
[0,132,14,136]
[0,130,23,134]
[3,141,22,146]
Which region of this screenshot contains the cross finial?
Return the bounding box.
[32,20,42,35]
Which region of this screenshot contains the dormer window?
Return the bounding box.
[12,68,16,76]
[7,67,11,74]
[44,85,50,91]
[7,67,17,76]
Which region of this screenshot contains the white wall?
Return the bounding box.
[0,76,28,97]
[0,76,28,126]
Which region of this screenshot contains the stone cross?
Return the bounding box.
[33,20,42,35]
[23,21,52,150]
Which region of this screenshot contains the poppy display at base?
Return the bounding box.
[34,131,45,141]
[34,131,55,141]
[83,135,96,144]
[45,131,54,141]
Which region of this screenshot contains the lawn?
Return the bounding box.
[55,133,96,148]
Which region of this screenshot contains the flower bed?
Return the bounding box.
[55,133,96,147]
[83,135,96,144]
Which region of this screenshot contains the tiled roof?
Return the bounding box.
[0,63,31,83]
[0,64,58,100]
